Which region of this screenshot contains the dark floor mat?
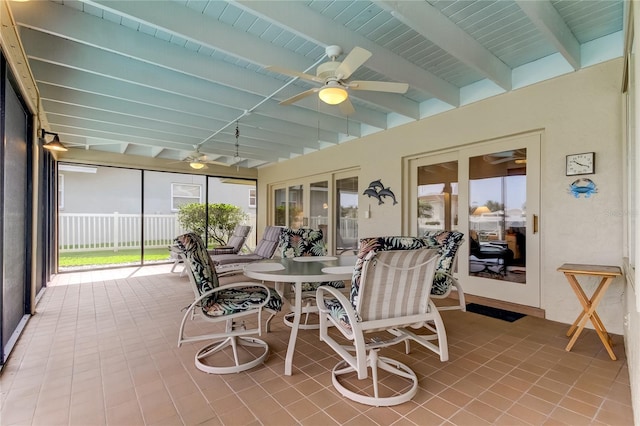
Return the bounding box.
[466,303,526,322]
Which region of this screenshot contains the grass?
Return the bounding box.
[59,248,171,267]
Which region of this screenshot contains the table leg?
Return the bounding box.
[284,281,303,376]
[564,273,616,360]
[565,274,591,338]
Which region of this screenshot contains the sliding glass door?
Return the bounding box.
[409,133,541,307]
[270,171,358,254]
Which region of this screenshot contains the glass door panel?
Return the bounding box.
[309,180,329,234]
[462,134,540,307]
[409,133,540,307]
[417,160,459,234]
[335,176,358,254]
[468,149,526,283]
[274,187,286,226]
[288,184,304,228]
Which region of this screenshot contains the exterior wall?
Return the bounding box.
[60,166,142,214]
[61,166,255,215]
[258,59,625,334]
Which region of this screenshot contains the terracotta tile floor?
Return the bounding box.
[0,264,633,425]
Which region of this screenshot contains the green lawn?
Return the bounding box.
[59,248,171,267]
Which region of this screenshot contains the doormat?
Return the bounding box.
[466,303,526,322]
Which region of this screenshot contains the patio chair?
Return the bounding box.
[171,225,253,276]
[210,225,283,276]
[469,230,514,275]
[207,224,252,255]
[276,227,346,329]
[175,232,282,374]
[316,236,447,406]
[422,230,466,311]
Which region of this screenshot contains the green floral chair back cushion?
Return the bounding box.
[279,228,345,291]
[422,230,464,296]
[175,233,220,300]
[175,232,282,316]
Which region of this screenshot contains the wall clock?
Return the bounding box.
[566,152,595,176]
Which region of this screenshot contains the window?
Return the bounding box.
[58,174,64,210]
[171,183,202,211]
[249,188,256,208]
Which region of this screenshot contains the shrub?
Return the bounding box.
[177,203,248,246]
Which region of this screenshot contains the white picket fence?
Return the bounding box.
[59,213,355,253]
[59,213,187,252]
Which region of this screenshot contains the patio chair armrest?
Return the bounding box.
[189,281,274,313]
[316,286,360,339]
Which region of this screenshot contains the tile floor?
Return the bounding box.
[0,264,634,426]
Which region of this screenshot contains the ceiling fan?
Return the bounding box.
[266,45,409,115]
[483,149,527,165]
[176,147,230,169]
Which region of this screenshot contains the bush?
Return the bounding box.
[177,203,248,246]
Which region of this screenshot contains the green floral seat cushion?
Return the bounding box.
[422,230,464,296]
[204,286,282,318]
[279,228,345,291]
[175,233,282,316]
[325,236,430,329]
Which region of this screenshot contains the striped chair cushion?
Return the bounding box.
[356,249,438,321]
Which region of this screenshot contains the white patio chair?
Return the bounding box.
[316,236,448,407]
[175,232,282,374]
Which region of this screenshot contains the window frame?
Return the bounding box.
[171,182,202,211]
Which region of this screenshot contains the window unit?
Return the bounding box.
[171,183,202,211]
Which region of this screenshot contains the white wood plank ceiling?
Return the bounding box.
[6,0,624,169]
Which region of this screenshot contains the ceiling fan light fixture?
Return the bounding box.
[189,161,206,170]
[319,86,348,105]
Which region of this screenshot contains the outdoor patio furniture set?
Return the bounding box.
[172,226,465,407]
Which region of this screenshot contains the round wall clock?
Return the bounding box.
[566,152,595,176]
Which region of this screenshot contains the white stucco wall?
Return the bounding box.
[258,59,625,334]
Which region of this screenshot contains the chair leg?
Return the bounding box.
[194,336,269,374]
[331,348,419,407]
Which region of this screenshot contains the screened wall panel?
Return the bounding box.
[1,62,30,363]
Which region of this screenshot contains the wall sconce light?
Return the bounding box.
[41,129,68,152]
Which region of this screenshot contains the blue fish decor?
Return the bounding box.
[569,178,597,198]
[364,180,398,205]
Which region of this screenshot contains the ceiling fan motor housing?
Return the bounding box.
[317,61,341,80]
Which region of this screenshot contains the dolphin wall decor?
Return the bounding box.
[363,180,398,205]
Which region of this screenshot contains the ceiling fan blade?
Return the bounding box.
[338,98,355,115]
[265,65,323,83]
[280,88,319,105]
[205,160,231,167]
[349,80,409,94]
[335,47,372,80]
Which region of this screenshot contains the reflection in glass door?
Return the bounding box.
[288,184,304,228]
[468,149,527,283]
[335,176,358,253]
[417,161,458,233]
[274,187,286,226]
[272,180,328,231]
[309,181,329,234]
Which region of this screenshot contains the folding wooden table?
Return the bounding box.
[557,263,622,360]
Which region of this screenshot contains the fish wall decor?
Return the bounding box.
[363,180,398,205]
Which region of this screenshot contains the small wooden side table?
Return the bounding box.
[557,263,622,360]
